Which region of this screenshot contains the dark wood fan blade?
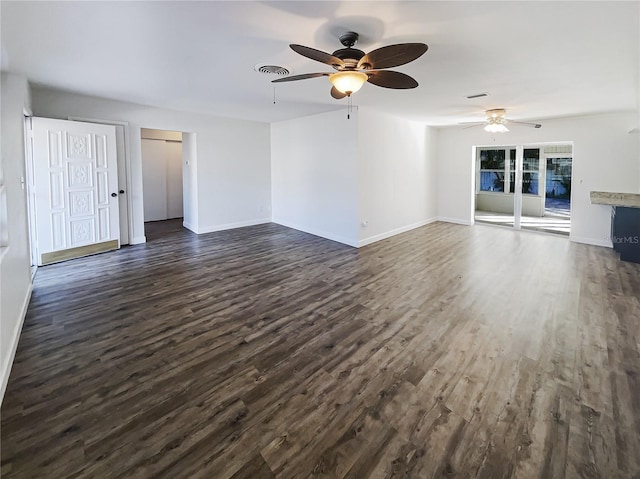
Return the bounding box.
[330,86,347,99]
[271,72,330,83]
[358,43,428,69]
[366,70,418,89]
[290,44,345,68]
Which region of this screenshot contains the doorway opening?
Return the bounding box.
[474,143,572,236]
[141,128,185,242]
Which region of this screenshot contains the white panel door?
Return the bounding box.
[30,117,120,264]
[141,138,184,222]
[165,140,184,219]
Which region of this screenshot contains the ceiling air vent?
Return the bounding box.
[254,64,290,76]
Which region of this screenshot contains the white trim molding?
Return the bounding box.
[358,218,437,247]
[130,236,147,245]
[272,218,358,247]
[197,218,271,235]
[183,221,197,234]
[437,216,473,226]
[570,235,613,248]
[1,282,33,405]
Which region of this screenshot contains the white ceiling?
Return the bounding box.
[2,1,638,125]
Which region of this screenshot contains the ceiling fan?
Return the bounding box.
[460,109,542,133]
[272,32,428,99]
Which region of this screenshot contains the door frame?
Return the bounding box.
[68,117,133,245]
[23,111,38,270]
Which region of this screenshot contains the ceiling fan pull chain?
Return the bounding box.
[347,96,352,119]
[273,86,276,105]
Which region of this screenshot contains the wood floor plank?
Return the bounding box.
[231,454,275,479]
[2,219,639,478]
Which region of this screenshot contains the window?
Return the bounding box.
[522,148,540,195]
[480,147,541,196]
[479,149,506,192]
[546,157,572,199]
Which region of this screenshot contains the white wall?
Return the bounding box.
[271,109,359,247]
[437,112,640,246]
[271,108,438,248]
[358,108,438,246]
[0,72,32,403]
[31,87,271,238]
[141,138,183,222]
[476,193,544,217]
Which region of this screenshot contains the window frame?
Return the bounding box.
[477,147,543,197]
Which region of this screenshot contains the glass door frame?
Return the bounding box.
[473,142,572,234]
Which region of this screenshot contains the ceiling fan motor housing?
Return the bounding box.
[334,32,366,69]
[332,48,365,69]
[487,108,506,119]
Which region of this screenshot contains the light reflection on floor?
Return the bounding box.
[474,210,571,235]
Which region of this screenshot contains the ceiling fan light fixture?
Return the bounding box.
[484,110,508,133]
[484,122,509,133]
[329,71,368,95]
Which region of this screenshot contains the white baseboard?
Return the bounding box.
[358,217,437,247]
[197,218,271,235]
[1,282,33,406]
[183,221,197,233]
[570,235,613,248]
[437,216,473,226]
[272,218,358,247]
[130,236,146,245]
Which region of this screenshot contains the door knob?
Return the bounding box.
[119,189,125,194]
[111,192,117,197]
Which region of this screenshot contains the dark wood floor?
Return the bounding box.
[2,220,639,478]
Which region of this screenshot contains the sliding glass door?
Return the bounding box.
[474,144,572,236]
[539,153,572,234]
